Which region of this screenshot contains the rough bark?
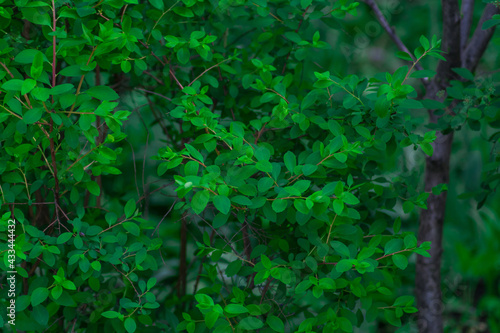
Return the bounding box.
[415,2,498,332]
[415,0,461,329]
[462,4,500,71]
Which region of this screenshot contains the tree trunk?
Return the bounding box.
[415,3,499,332]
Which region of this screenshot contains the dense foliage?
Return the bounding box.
[0,0,499,332]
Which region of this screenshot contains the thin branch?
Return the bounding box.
[462,3,500,71]
[460,0,475,51]
[188,58,230,87]
[363,0,424,73]
[134,87,172,101]
[143,70,165,85]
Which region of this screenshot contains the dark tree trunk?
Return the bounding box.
[415,3,499,332]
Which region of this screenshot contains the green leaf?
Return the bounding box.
[87,85,119,100]
[404,234,417,248]
[342,192,360,205]
[21,78,36,95]
[267,315,285,332]
[50,83,74,95]
[238,317,264,330]
[482,18,500,30]
[174,7,194,17]
[384,309,402,327]
[185,144,204,162]
[195,293,214,306]
[15,49,46,64]
[272,198,288,213]
[419,35,430,50]
[124,198,136,218]
[102,311,121,318]
[375,95,390,118]
[33,304,49,325]
[410,69,436,79]
[232,195,253,206]
[213,195,231,214]
[338,317,353,332]
[261,254,272,269]
[91,261,101,271]
[148,0,164,10]
[124,317,137,333]
[226,260,242,276]
[258,177,274,193]
[31,287,49,306]
[205,311,219,329]
[392,254,408,269]
[396,51,413,61]
[31,51,44,79]
[56,232,73,244]
[192,190,210,214]
[384,239,403,255]
[177,47,190,64]
[123,222,140,236]
[301,90,318,110]
[254,146,271,161]
[334,153,347,163]
[86,181,100,196]
[378,287,392,295]
[336,259,353,273]
[331,241,350,258]
[59,65,85,77]
[23,108,43,124]
[399,99,424,109]
[51,285,63,300]
[305,256,317,272]
[452,67,474,81]
[295,280,312,293]
[62,280,76,290]
[393,217,401,233]
[225,304,248,314]
[302,164,317,176]
[256,160,273,172]
[402,200,415,213]
[2,79,24,91]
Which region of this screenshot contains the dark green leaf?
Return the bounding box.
[213,195,231,214]
[87,85,119,100]
[192,190,210,214]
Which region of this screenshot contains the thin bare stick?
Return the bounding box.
[134,87,172,101]
[188,59,230,87]
[363,0,424,73]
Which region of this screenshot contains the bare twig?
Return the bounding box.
[363,0,424,73]
[188,58,230,87]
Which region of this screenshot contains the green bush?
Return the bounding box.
[0,0,499,332]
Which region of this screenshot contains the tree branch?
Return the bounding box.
[460,0,475,51]
[462,3,500,71]
[363,0,424,72]
[432,0,462,90]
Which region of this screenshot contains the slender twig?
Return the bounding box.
[188,59,230,87]
[363,0,426,80]
[282,6,310,74]
[143,70,165,85]
[135,87,172,101]
[50,0,62,227]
